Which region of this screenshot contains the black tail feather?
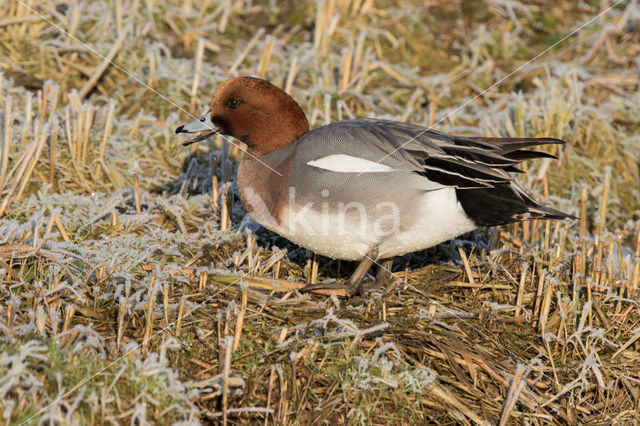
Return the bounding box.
[456,183,576,227]
[504,149,558,161]
[473,137,565,153]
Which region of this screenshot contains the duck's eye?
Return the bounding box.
[225,98,242,109]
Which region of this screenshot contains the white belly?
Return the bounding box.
[377,188,477,259]
[264,187,477,261]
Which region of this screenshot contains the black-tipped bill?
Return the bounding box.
[175,111,219,146]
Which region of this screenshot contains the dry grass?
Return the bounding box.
[1,0,640,424]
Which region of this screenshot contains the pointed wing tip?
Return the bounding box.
[539,137,566,145]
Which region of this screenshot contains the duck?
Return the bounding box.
[176,76,574,296]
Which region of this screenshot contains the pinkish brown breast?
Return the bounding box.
[236,148,297,229]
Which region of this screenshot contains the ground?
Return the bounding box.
[1,0,640,424]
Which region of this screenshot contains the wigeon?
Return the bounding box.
[176,77,574,296]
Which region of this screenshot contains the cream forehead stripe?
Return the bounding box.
[307,154,396,173]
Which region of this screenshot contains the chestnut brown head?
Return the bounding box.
[176,77,309,156]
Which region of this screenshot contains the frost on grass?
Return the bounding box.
[2,0,640,424]
[0,337,199,424]
[0,187,236,423]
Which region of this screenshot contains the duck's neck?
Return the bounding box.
[247,104,309,156]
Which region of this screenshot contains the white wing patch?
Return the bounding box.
[307,154,396,173]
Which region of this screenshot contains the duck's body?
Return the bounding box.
[176,77,574,295]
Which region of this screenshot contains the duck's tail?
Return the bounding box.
[453,137,577,226]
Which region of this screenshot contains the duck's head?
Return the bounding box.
[176,76,309,155]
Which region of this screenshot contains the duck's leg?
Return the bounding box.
[360,258,394,293]
[376,259,394,283]
[300,247,379,296]
[343,247,379,296]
